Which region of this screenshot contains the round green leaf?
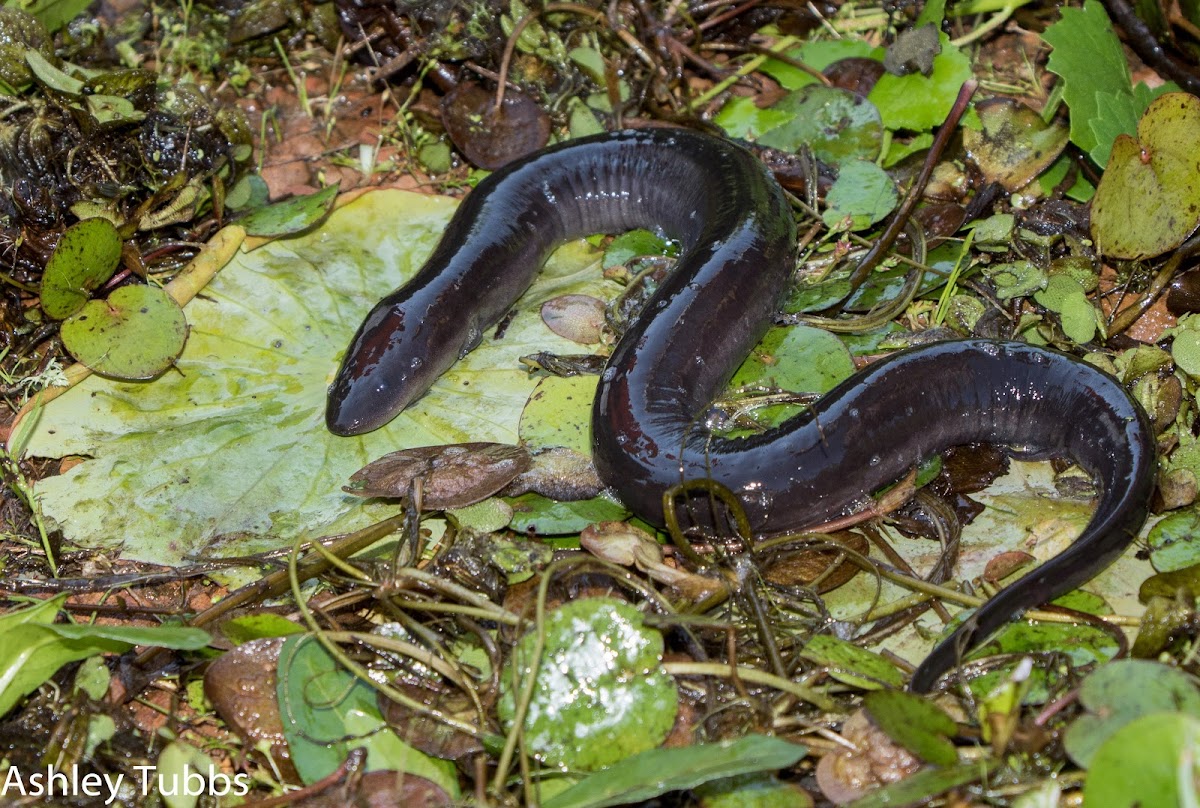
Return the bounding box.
[519,375,598,455]
[982,260,1045,300]
[1034,274,1098,344]
[1082,712,1200,806]
[41,217,123,320]
[1065,660,1200,768]
[61,285,188,379]
[1168,315,1200,379]
[1145,506,1200,572]
[758,85,884,165]
[498,597,678,770]
[822,159,898,231]
[726,325,855,431]
[1091,92,1200,260]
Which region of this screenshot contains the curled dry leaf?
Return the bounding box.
[580,521,729,601]
[378,682,485,761]
[501,446,604,501]
[345,443,532,509]
[815,709,922,805]
[1157,467,1197,511]
[440,81,551,170]
[760,530,869,593]
[983,551,1035,584]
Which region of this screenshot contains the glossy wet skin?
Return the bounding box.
[326,128,1156,692]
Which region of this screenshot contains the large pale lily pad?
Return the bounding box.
[1091,92,1200,260]
[21,189,613,565]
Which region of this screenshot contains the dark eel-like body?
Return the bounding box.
[326,128,1156,692]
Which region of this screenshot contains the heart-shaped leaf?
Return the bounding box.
[1091,92,1200,260]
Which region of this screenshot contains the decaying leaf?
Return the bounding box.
[345,442,532,509]
[440,81,551,169]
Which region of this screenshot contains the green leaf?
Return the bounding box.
[964,99,1069,191]
[225,174,270,211]
[1034,274,1097,344]
[41,217,123,320]
[47,622,209,648]
[821,159,898,231]
[785,277,853,314]
[1144,505,1200,572]
[1064,660,1200,768]
[799,635,904,689]
[542,735,808,808]
[726,325,855,430]
[970,213,1016,251]
[757,86,884,165]
[85,93,145,125]
[277,635,458,794]
[498,598,678,771]
[568,45,606,83]
[1042,0,1131,161]
[0,630,142,708]
[983,260,1045,300]
[24,47,81,93]
[0,603,209,718]
[519,376,598,455]
[713,95,796,140]
[863,689,958,766]
[158,741,221,808]
[220,614,305,644]
[603,229,675,269]
[867,34,971,132]
[933,591,1120,701]
[567,96,605,137]
[694,773,812,808]
[237,184,338,237]
[1087,88,1145,167]
[916,0,947,26]
[882,132,934,167]
[1166,315,1200,379]
[446,498,515,534]
[1090,92,1200,260]
[61,284,188,379]
[759,39,881,91]
[25,192,614,568]
[1083,712,1200,806]
[0,591,66,631]
[17,0,93,33]
[506,492,628,536]
[728,325,854,392]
